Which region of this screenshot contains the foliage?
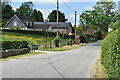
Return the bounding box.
[95,30,102,40]
[80,0,116,33]
[76,25,84,33]
[1,41,29,50]
[109,22,120,30]
[47,10,67,22]
[101,28,120,78]
[1,29,56,45]
[79,34,97,43]
[16,1,33,19]
[2,20,7,27]
[2,2,14,19]
[32,9,44,22]
[54,34,61,47]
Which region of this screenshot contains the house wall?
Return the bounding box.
[48,26,52,31]
[52,28,68,33]
[5,17,27,28]
[67,27,72,33]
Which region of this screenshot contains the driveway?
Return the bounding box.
[2,41,101,78]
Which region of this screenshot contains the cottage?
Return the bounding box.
[4,15,33,29]
[3,15,73,33]
[34,22,73,33]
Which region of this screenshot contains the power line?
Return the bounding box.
[62,0,74,12]
[62,0,81,15]
[47,2,57,8]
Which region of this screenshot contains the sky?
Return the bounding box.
[8,0,119,26]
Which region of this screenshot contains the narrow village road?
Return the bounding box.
[2,41,101,78]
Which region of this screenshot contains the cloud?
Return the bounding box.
[84,6,94,11]
[67,14,80,26]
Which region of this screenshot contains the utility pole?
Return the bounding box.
[57,0,59,35]
[75,11,77,43]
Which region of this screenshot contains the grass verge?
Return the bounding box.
[40,43,86,51]
[0,52,46,61]
[91,54,108,78]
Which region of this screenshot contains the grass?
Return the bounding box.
[91,54,108,78]
[0,52,46,61]
[1,32,55,45]
[40,43,86,51]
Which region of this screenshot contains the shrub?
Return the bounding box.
[79,34,87,43]
[1,41,29,50]
[101,29,120,78]
[109,22,120,30]
[54,34,61,47]
[95,30,102,40]
[79,34,97,43]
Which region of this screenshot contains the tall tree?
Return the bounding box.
[32,9,44,22]
[2,2,14,27]
[16,1,33,18]
[2,2,14,19]
[80,0,116,33]
[47,10,67,22]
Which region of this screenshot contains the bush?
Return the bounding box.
[101,29,120,78]
[2,29,57,37]
[109,22,120,30]
[1,41,29,50]
[67,39,74,45]
[79,34,87,43]
[79,34,97,43]
[54,34,61,47]
[95,30,102,40]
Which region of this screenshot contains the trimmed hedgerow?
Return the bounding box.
[1,41,29,50]
[101,29,120,79]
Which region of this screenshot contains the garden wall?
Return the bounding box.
[0,48,30,58]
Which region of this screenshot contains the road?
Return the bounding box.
[2,41,101,78]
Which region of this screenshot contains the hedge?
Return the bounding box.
[79,34,97,43]
[1,41,29,50]
[101,29,120,79]
[2,29,72,39]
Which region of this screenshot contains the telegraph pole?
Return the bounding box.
[57,0,59,35]
[75,11,77,43]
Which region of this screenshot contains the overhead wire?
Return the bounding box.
[62,0,81,15]
[47,2,57,8]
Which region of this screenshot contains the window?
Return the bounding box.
[13,22,17,26]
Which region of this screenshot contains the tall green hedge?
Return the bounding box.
[1,41,29,50]
[2,29,72,39]
[101,29,120,79]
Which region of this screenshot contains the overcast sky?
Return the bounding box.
[9,0,119,26]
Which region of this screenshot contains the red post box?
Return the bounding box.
[76,36,80,45]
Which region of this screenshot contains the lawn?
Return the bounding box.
[40,43,86,51]
[0,52,46,61]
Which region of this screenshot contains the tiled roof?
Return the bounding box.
[32,24,51,30]
[33,22,72,28]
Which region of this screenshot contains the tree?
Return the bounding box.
[80,0,116,33]
[76,25,84,33]
[16,1,33,18]
[2,2,14,27]
[32,9,44,22]
[109,22,120,30]
[47,10,67,22]
[2,2,14,19]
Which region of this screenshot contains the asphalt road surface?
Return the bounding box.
[2,41,101,78]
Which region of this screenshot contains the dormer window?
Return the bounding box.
[13,22,17,26]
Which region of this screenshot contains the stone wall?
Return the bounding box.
[0,48,30,58]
